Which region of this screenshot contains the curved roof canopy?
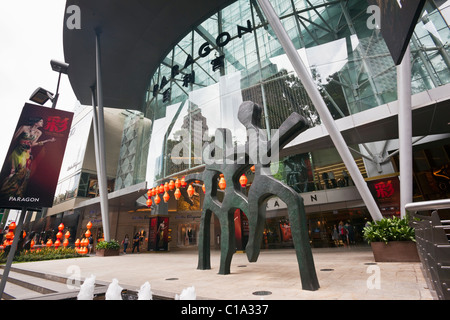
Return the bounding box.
[63,0,237,109]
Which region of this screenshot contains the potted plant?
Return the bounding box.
[95,239,120,256]
[363,216,420,262]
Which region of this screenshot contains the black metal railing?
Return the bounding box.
[406,199,450,300]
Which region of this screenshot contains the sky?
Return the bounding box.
[0,1,78,167]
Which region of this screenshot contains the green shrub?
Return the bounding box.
[95,239,120,250]
[0,247,82,264]
[363,216,415,244]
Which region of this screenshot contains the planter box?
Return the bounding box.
[96,248,120,257]
[370,241,420,262]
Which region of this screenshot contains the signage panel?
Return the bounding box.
[0,103,74,208]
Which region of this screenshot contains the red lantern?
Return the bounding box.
[219,177,226,190]
[54,239,61,248]
[58,223,64,231]
[154,193,161,205]
[5,231,14,240]
[187,184,194,197]
[174,188,181,200]
[75,239,80,247]
[181,177,187,188]
[169,180,175,190]
[85,229,91,238]
[147,189,152,198]
[56,231,63,239]
[46,239,53,247]
[146,198,153,207]
[239,174,248,187]
[30,239,35,248]
[175,178,181,188]
[158,184,164,194]
[63,239,69,247]
[163,191,170,203]
[86,221,92,230]
[250,165,255,173]
[65,231,71,239]
[8,222,16,231]
[164,182,169,192]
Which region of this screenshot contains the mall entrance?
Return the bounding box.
[263,207,371,249]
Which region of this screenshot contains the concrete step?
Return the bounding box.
[0,266,105,300]
[1,280,47,300]
[0,265,174,300]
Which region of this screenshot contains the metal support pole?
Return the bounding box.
[0,208,27,298]
[398,45,412,218]
[94,30,111,241]
[51,72,62,109]
[256,0,383,221]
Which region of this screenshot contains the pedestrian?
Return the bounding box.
[132,232,140,253]
[338,221,348,247]
[331,225,339,246]
[88,234,94,254]
[122,234,129,254]
[342,170,349,186]
[322,172,329,189]
[346,222,355,245]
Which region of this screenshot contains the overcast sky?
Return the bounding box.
[0,1,78,166]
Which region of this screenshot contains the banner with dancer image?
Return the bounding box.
[0,103,74,209]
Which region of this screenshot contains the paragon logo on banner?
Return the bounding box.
[0,103,74,209]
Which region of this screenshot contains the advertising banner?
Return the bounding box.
[367,0,426,65]
[0,103,74,209]
[367,175,401,216]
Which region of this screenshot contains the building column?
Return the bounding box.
[256,0,383,221]
[92,29,111,241]
[398,45,413,218]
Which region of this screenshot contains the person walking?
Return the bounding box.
[122,234,129,254]
[131,232,140,253]
[331,225,339,247]
[88,234,94,254]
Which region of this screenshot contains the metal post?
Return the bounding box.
[51,72,62,109]
[398,45,412,218]
[0,208,27,298]
[94,30,111,241]
[256,0,383,221]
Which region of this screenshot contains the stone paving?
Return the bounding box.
[3,246,434,300]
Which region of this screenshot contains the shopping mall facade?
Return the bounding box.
[21,0,450,252]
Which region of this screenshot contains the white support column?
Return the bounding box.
[94,30,111,241]
[256,0,383,221]
[398,45,413,218]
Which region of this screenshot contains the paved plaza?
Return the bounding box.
[1,246,434,300]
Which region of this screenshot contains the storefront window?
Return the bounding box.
[177,223,199,247]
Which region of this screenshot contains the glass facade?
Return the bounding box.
[138,0,450,248]
[144,0,450,186]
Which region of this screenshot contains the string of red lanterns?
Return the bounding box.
[145,171,251,209]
